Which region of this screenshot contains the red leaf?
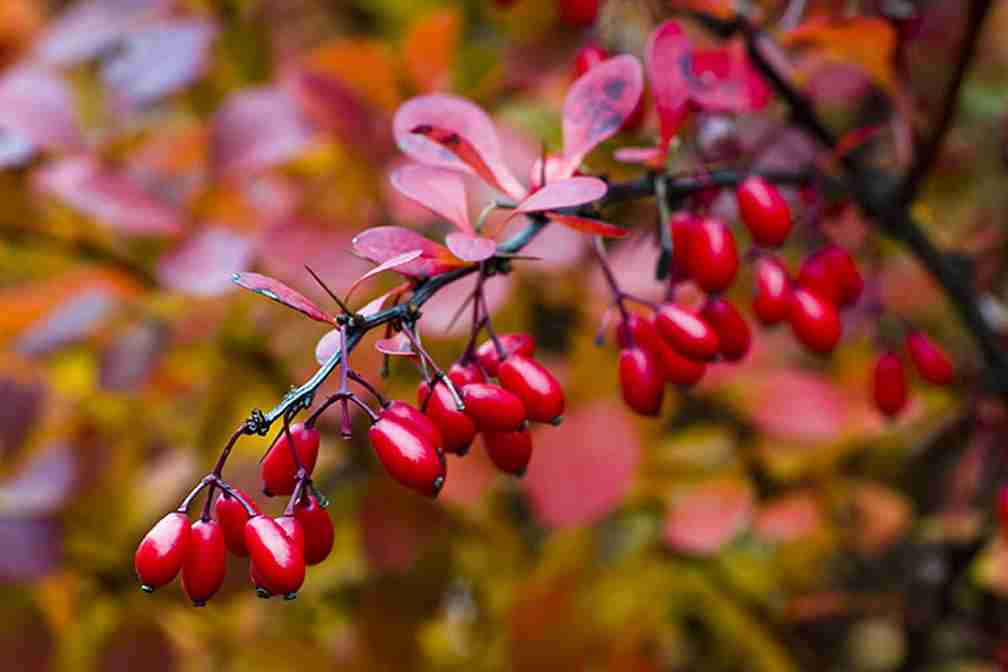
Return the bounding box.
[0,66,82,159]
[33,155,183,237]
[232,272,335,323]
[546,213,628,238]
[445,232,496,262]
[389,164,471,232]
[34,0,172,67]
[646,20,691,145]
[345,249,424,300]
[156,227,254,296]
[687,43,770,113]
[101,19,216,112]
[211,87,314,178]
[512,176,607,215]
[663,480,753,555]
[352,226,462,278]
[393,94,525,200]
[562,54,644,165]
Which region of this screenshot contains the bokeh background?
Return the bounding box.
[3,0,1008,670]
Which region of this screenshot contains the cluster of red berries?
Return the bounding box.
[873,331,955,417]
[376,332,563,497]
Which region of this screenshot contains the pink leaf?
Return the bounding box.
[389,164,471,232]
[663,480,754,555]
[754,491,823,544]
[393,94,525,200]
[156,228,253,296]
[232,272,335,323]
[612,146,665,166]
[33,155,183,237]
[345,249,424,300]
[375,334,415,356]
[34,0,172,67]
[545,213,628,238]
[15,291,119,357]
[211,87,314,178]
[512,176,607,215]
[101,19,216,112]
[647,20,692,145]
[445,232,496,262]
[0,66,82,157]
[352,226,461,278]
[358,288,398,318]
[562,54,644,165]
[687,44,771,113]
[315,328,342,365]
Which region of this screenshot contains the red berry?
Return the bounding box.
[181,519,227,606]
[701,297,751,362]
[475,333,536,376]
[905,331,954,385]
[619,347,665,416]
[797,246,863,308]
[448,361,486,386]
[558,0,599,26]
[274,515,305,551]
[135,512,190,592]
[668,212,699,277]
[498,354,565,423]
[789,288,842,354]
[998,485,1008,538]
[873,351,908,418]
[686,217,739,293]
[294,494,334,566]
[616,313,663,352]
[460,383,527,432]
[244,516,305,598]
[381,401,443,451]
[483,427,534,476]
[736,176,792,247]
[214,488,259,557]
[260,423,320,496]
[573,45,609,78]
[418,380,477,455]
[752,256,792,325]
[368,417,446,497]
[655,303,721,361]
[617,314,705,386]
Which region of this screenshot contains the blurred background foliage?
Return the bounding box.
[2,0,1008,670]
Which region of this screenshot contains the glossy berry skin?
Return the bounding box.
[736,176,792,247]
[686,218,739,293]
[135,512,191,592]
[274,515,305,551]
[498,355,565,423]
[181,520,227,606]
[244,516,305,597]
[655,303,721,361]
[668,212,699,276]
[381,401,443,451]
[260,423,320,496]
[476,333,536,377]
[418,380,477,455]
[214,488,259,557]
[619,347,665,416]
[873,352,908,418]
[905,332,954,385]
[448,361,485,386]
[616,314,665,353]
[701,297,751,362]
[558,0,599,26]
[294,494,334,566]
[789,289,842,354]
[483,427,534,476]
[753,256,792,325]
[460,383,527,432]
[797,246,863,308]
[617,315,705,386]
[368,417,446,497]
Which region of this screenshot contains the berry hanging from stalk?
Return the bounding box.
[295,494,335,566]
[181,519,227,606]
[619,347,665,416]
[701,297,751,362]
[797,246,863,309]
[483,427,534,476]
[873,352,908,418]
[905,331,955,385]
[460,383,527,432]
[476,333,536,376]
[789,289,842,355]
[214,487,259,557]
[686,217,739,293]
[135,512,191,592]
[752,256,792,326]
[498,354,565,424]
[655,304,721,361]
[380,401,444,451]
[260,423,320,496]
[244,515,306,599]
[418,380,477,455]
[368,416,447,497]
[736,176,792,247]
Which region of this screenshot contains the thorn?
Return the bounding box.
[304,265,353,315]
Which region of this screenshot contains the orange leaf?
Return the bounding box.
[781,17,897,91]
[403,8,460,93]
[305,39,400,111]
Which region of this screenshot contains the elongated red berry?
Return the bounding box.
[736,176,792,247]
[618,314,705,386]
[275,515,305,551]
[905,332,954,385]
[701,297,751,362]
[619,347,664,416]
[873,352,908,417]
[381,401,443,450]
[294,494,334,566]
[182,519,227,606]
[498,355,565,423]
[686,217,739,293]
[448,361,485,386]
[368,417,446,497]
[214,488,259,557]
[244,516,305,597]
[135,512,191,592]
[668,212,699,276]
[789,289,842,354]
[753,256,792,325]
[797,246,863,308]
[260,423,320,496]
[418,380,477,455]
[476,333,536,376]
[483,427,534,476]
[460,383,527,432]
[655,303,721,361]
[616,313,664,353]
